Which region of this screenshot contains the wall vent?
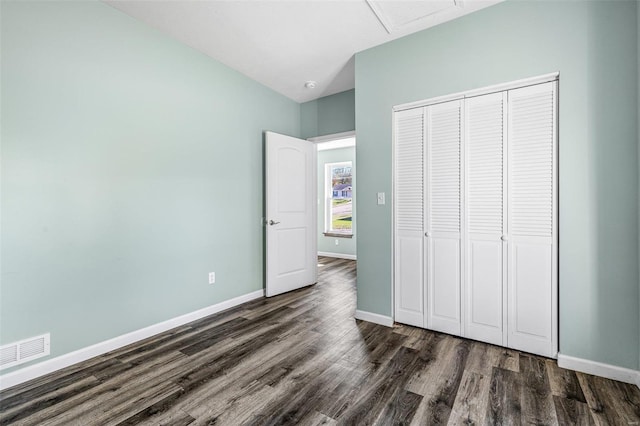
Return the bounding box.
[0,334,50,370]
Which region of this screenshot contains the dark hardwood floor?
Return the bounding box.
[2,256,640,425]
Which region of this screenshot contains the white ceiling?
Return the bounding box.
[105,0,503,103]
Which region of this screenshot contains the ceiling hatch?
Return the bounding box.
[366,0,462,34]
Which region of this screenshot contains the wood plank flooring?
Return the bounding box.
[2,256,640,425]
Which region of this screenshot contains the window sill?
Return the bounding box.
[323,232,353,239]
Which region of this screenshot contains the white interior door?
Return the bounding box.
[265,131,317,297]
[464,92,506,346]
[506,81,557,357]
[426,99,463,336]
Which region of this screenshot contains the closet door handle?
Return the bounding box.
[501,235,508,241]
[425,231,431,237]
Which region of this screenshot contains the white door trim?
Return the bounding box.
[307,130,355,143]
[393,72,559,112]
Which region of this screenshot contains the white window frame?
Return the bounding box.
[325,161,353,236]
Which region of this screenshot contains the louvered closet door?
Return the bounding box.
[394,108,424,327]
[426,100,462,335]
[507,81,557,357]
[464,92,506,346]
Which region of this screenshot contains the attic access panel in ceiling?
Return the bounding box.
[367,0,461,33]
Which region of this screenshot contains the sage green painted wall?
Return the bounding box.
[317,147,357,257]
[301,100,319,140]
[301,90,355,139]
[1,0,300,372]
[355,1,639,369]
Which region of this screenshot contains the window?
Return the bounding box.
[325,161,353,236]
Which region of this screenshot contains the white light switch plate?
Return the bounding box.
[377,192,385,205]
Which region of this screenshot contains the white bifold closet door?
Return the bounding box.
[393,79,557,358]
[425,100,463,336]
[463,92,507,346]
[393,108,424,328]
[506,82,558,357]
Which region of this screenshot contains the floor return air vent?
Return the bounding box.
[0,333,50,370]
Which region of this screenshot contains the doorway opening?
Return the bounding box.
[311,132,357,262]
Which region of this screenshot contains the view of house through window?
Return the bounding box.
[326,162,353,234]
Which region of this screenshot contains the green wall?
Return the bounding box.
[301,90,355,139]
[355,0,639,370]
[1,0,300,371]
[317,147,357,257]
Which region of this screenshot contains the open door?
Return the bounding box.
[265,131,317,297]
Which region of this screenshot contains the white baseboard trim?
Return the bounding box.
[318,252,357,260]
[354,310,394,327]
[557,353,640,385]
[0,289,265,391]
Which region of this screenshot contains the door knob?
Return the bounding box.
[501,235,508,241]
[425,231,431,237]
[269,220,280,226]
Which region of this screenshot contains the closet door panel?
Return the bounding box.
[430,237,460,332]
[467,238,503,344]
[394,108,424,327]
[396,234,424,326]
[507,81,557,357]
[426,100,462,335]
[464,92,505,345]
[509,240,552,340]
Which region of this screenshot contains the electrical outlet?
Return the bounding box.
[335,239,339,245]
[208,272,215,284]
